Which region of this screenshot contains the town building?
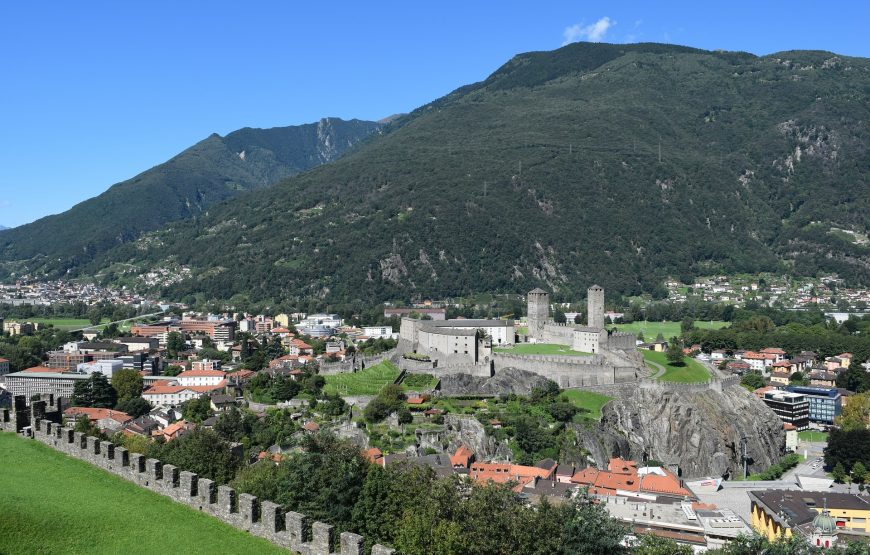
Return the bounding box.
[783,385,842,424]
[4,369,90,402]
[176,368,225,387]
[76,358,123,379]
[115,337,159,352]
[761,391,810,430]
[0,357,9,377]
[749,490,870,545]
[362,326,394,339]
[141,383,225,406]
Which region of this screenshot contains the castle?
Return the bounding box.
[527,285,636,353]
[397,285,643,388]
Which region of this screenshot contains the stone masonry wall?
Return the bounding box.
[492,354,638,388]
[0,398,394,555]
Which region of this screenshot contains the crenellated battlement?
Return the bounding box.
[0,397,393,555]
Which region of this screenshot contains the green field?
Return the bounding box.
[493,343,591,356]
[24,317,96,330]
[323,360,402,395]
[799,430,829,443]
[0,433,284,555]
[560,389,613,421]
[642,350,710,383]
[614,320,729,341]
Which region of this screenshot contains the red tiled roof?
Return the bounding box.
[450,445,474,468]
[64,407,132,424]
[143,381,226,395]
[177,369,225,378]
[302,421,320,432]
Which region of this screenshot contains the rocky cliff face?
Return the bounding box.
[438,368,552,396]
[586,385,785,479]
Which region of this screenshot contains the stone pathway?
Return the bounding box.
[646,360,666,379]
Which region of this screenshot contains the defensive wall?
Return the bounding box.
[492,353,638,388]
[0,396,395,555]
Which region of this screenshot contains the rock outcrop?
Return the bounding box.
[587,384,785,479]
[438,368,552,396]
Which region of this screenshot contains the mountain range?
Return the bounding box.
[1,42,868,308]
[0,117,381,273]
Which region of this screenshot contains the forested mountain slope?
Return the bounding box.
[0,117,381,273]
[13,43,870,307]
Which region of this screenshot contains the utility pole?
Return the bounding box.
[741,435,749,479]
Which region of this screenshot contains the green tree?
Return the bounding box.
[851,461,866,484]
[150,428,241,484]
[115,397,152,418]
[166,331,185,357]
[680,317,695,333]
[112,368,143,402]
[554,309,567,324]
[832,461,848,483]
[182,395,213,423]
[71,373,117,408]
[665,340,684,366]
[560,494,628,554]
[740,371,767,391]
[73,414,104,438]
[633,534,693,555]
[163,364,183,377]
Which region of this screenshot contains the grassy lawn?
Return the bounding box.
[799,430,829,443]
[24,317,99,330]
[560,389,613,421]
[0,433,285,555]
[642,350,710,383]
[323,360,402,396]
[494,343,591,356]
[614,320,729,341]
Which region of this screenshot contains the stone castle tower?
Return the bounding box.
[587,285,605,329]
[527,288,550,339]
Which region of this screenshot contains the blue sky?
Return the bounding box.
[1,1,868,227]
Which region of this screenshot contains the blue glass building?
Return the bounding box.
[784,385,841,424]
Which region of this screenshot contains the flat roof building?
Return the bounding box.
[762,390,810,430]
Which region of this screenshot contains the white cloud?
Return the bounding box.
[562,17,614,45]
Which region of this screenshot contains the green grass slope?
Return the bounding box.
[323,360,402,395]
[642,350,710,383]
[0,432,284,555]
[0,118,380,278]
[29,43,870,305]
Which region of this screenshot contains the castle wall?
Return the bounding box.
[538,323,575,345]
[0,398,394,555]
[492,354,638,388]
[606,332,637,351]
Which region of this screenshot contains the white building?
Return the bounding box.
[363,326,394,339]
[142,383,224,406]
[77,359,124,379]
[299,313,343,329]
[176,369,225,387]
